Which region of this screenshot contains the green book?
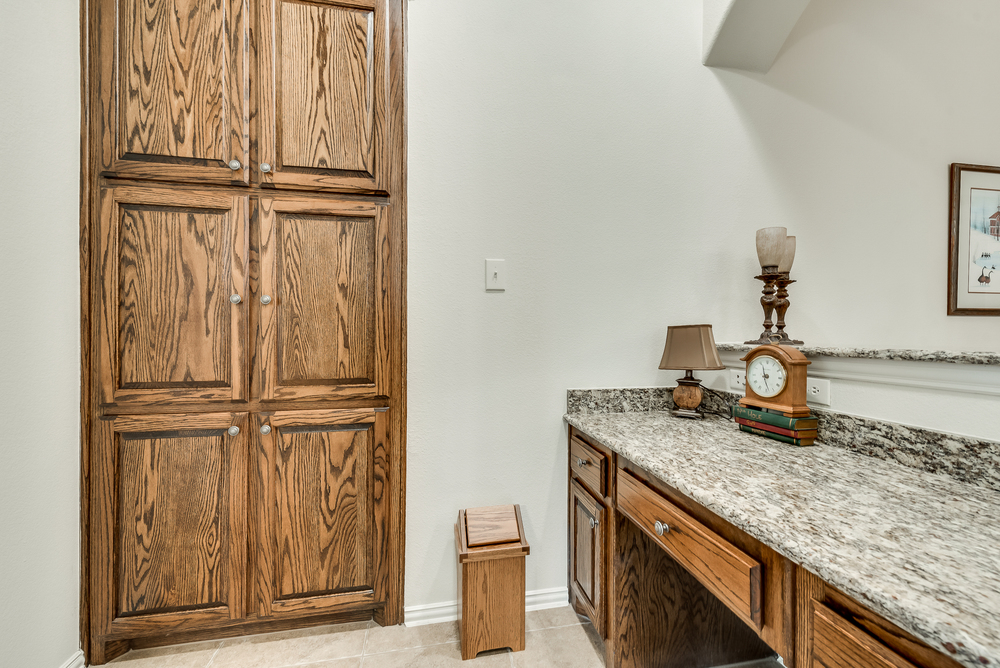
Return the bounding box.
[731,405,817,431]
[739,424,815,446]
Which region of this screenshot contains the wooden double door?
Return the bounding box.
[83,0,405,663]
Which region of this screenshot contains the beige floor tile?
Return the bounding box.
[524,606,589,632]
[108,640,222,667]
[364,621,459,654]
[361,643,510,667]
[512,624,605,668]
[209,621,369,668]
[273,659,362,668]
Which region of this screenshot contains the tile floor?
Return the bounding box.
[107,606,606,668]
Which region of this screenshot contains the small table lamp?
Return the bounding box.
[659,324,725,419]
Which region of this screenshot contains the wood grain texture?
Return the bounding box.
[254,408,381,619]
[812,601,919,668]
[98,0,250,184]
[258,0,387,192]
[796,567,965,668]
[569,479,604,636]
[571,435,606,498]
[465,505,520,547]
[459,555,526,660]
[614,514,774,668]
[258,196,386,401]
[619,456,794,661]
[97,186,248,407]
[91,412,247,650]
[617,467,763,630]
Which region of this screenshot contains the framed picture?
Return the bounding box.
[949,163,1000,315]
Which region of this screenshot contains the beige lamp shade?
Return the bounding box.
[755,227,787,272]
[658,324,725,371]
[778,236,796,273]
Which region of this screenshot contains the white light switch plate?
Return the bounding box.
[485,259,506,291]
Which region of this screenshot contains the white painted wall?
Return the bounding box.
[0,0,82,666]
[406,0,1000,613]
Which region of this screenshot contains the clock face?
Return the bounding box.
[747,355,787,398]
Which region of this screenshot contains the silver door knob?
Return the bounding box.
[229,294,241,304]
[227,426,240,436]
[228,159,242,170]
[654,521,669,536]
[260,163,272,173]
[589,517,598,529]
[261,295,272,305]
[260,425,271,435]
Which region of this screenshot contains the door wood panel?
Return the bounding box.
[95,0,250,184]
[258,197,388,401]
[258,0,388,192]
[91,412,248,641]
[97,186,249,407]
[570,478,604,635]
[253,408,388,618]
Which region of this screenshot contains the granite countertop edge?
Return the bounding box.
[715,343,1000,365]
[564,411,999,668]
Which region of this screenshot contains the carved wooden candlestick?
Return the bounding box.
[745,273,780,345]
[771,274,803,345]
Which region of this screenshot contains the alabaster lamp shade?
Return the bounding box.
[659,324,724,419]
[755,227,787,273]
[778,236,796,274]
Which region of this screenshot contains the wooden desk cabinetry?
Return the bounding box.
[567,426,963,668]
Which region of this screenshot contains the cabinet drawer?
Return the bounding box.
[616,468,762,629]
[570,435,606,497]
[811,601,919,668]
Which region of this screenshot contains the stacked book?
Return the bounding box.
[731,405,817,446]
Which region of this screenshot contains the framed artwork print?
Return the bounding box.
[949,163,1000,315]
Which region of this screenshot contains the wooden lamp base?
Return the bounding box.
[672,372,705,419]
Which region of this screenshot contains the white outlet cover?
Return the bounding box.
[485,259,506,291]
[806,378,832,406]
[730,368,746,391]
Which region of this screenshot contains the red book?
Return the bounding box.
[735,417,817,439]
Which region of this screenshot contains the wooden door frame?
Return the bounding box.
[78,0,407,660]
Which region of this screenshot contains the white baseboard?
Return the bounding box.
[404,586,569,627]
[60,650,86,668]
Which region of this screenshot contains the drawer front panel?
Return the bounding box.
[570,436,606,497]
[812,601,918,668]
[616,468,762,628]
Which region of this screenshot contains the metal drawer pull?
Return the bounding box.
[654,520,670,536]
[260,162,272,173]
[227,426,240,436]
[590,517,599,529]
[260,425,271,435]
[229,293,242,304]
[228,159,242,170]
[261,294,272,305]
[576,457,591,468]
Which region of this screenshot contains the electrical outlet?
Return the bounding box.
[806,378,831,406]
[730,369,746,392]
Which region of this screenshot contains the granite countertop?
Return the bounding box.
[715,343,1000,365]
[564,411,1000,668]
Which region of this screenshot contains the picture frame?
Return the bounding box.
[948,163,1000,316]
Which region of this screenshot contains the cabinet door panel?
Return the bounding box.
[258,0,387,192]
[97,187,249,407]
[91,413,248,638]
[95,0,250,184]
[254,409,388,618]
[259,198,387,401]
[570,479,604,635]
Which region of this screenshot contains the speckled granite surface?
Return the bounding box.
[567,388,1000,493]
[715,343,1000,365]
[564,411,1000,668]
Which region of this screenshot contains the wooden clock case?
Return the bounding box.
[739,345,811,418]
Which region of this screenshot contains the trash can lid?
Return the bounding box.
[465,504,521,547]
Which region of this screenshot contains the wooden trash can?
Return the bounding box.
[455,504,530,660]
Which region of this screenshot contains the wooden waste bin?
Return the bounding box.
[456,504,531,660]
